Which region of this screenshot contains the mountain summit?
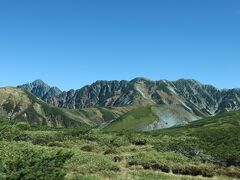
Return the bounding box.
[18,78,240,117]
[18,79,62,101]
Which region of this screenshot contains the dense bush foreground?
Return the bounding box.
[0,110,240,179]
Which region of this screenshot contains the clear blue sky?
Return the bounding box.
[0,0,239,90]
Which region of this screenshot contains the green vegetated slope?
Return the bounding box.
[106,106,158,131]
[106,104,199,131]
[149,109,240,167]
[0,110,239,179]
[0,87,203,131]
[0,87,124,127]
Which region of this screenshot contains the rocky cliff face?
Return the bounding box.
[19,78,240,117]
[172,79,240,115]
[17,80,62,101]
[49,80,131,109]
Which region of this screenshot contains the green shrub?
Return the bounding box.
[70,173,99,180]
[128,151,189,173]
[172,165,214,177]
[128,133,148,145]
[81,145,98,152]
[47,141,65,147]
[15,122,31,130]
[63,127,92,137]
[26,131,65,145]
[112,156,123,163]
[0,124,21,140]
[64,151,120,175]
[111,136,130,147]
[216,167,240,178]
[0,141,73,179]
[104,147,119,155]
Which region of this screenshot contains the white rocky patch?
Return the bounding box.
[162,80,177,94]
[142,105,199,131]
[178,99,192,112]
[135,84,148,99]
[168,86,177,94]
[142,111,186,131]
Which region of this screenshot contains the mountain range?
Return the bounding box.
[0,78,239,130]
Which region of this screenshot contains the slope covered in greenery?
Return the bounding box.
[0,110,239,179]
[106,106,159,131]
[106,105,199,131]
[0,87,126,128]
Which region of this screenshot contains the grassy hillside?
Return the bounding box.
[106,106,158,131]
[106,105,199,131]
[0,110,239,179]
[0,87,127,127]
[149,110,240,167]
[0,87,203,131]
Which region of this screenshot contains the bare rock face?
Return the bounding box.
[17,79,62,101]
[172,79,240,115]
[19,78,240,117]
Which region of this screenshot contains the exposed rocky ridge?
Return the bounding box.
[17,79,62,101]
[18,78,240,117]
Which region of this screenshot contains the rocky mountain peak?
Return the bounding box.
[18,80,62,100]
[130,77,152,83]
[31,79,47,86]
[18,78,240,117]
